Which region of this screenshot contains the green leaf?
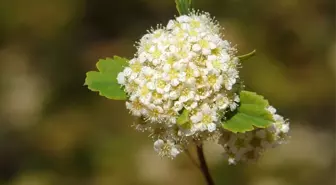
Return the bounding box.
[85,56,128,100]
[175,0,192,15]
[222,91,274,133]
[239,90,269,107]
[177,109,191,129]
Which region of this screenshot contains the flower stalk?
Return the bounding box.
[196,144,215,185]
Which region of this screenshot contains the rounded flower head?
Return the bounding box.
[117,11,240,158]
[117,11,289,159]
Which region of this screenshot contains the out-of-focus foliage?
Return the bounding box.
[0,0,334,185]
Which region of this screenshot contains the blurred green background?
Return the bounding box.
[0,0,335,185]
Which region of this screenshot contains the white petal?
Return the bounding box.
[117,72,125,85]
[202,48,211,55]
[267,106,277,114]
[167,20,175,29]
[192,44,201,52]
[176,15,190,23]
[154,139,164,151]
[146,82,155,90]
[209,42,217,49]
[170,149,180,158]
[123,67,132,76]
[281,123,290,133]
[207,123,217,132]
[171,79,180,86]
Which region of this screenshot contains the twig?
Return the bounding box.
[185,147,200,169]
[196,144,215,185]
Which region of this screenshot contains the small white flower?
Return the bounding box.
[207,123,217,132]
[154,139,165,151]
[267,106,277,114]
[167,20,175,30]
[174,103,184,112]
[215,94,230,110]
[228,157,236,165]
[126,101,142,116]
[176,15,191,23]
[171,79,180,86]
[202,48,211,55]
[229,95,240,111]
[192,44,201,52]
[154,139,181,158]
[123,67,132,76]
[190,112,203,123]
[190,104,218,132]
[281,123,290,133]
[169,91,179,100]
[170,147,180,157]
[146,81,155,90]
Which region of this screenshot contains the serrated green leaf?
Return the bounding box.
[222,91,274,133]
[177,109,191,129]
[96,56,127,74]
[85,56,128,100]
[223,113,255,132]
[239,91,269,107]
[238,104,273,120]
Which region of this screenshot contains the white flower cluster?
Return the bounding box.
[117,11,289,160]
[117,12,240,158]
[219,106,290,164]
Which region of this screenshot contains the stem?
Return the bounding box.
[237,49,256,61]
[196,144,215,185]
[185,148,200,169]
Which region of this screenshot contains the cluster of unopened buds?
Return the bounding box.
[116,11,290,164]
[219,106,289,164]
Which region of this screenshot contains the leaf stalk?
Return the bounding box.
[237,49,256,61]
